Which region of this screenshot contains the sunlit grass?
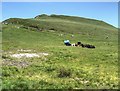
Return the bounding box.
[2,16,118,89]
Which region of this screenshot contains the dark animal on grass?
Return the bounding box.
[72,42,81,47]
[81,44,95,48]
[73,42,81,46]
[77,42,81,46]
[71,43,76,46]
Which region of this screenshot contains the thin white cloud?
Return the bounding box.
[1,0,120,2]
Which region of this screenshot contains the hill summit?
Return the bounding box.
[2,14,117,34]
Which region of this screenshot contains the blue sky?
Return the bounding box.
[2,2,118,27]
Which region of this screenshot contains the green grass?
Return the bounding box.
[2,15,118,89]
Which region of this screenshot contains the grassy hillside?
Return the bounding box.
[3,14,117,33]
[35,14,116,28]
[2,14,118,89]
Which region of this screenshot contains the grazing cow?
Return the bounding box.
[72,42,81,47]
[64,40,95,48]
[71,42,81,47]
[81,44,95,48]
[77,42,81,46]
[81,44,85,48]
[71,43,76,46]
